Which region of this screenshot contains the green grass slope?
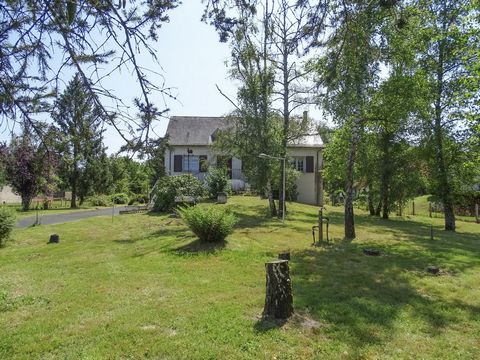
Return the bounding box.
[1,196,479,359]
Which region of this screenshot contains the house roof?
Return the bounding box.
[165,116,323,148]
[166,116,228,146]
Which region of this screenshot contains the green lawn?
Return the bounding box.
[1,196,479,359]
[5,200,110,219]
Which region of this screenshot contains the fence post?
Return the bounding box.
[412,200,415,216]
[476,203,479,224]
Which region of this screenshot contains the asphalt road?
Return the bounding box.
[16,206,135,228]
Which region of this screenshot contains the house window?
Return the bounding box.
[182,155,199,173]
[291,157,305,172]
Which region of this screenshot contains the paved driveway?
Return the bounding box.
[16,206,135,228]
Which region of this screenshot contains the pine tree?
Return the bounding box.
[52,74,106,208]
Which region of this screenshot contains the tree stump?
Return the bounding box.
[48,234,59,244]
[426,266,440,275]
[278,252,290,260]
[363,248,380,256]
[263,260,293,319]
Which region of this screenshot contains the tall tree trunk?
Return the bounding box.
[380,131,392,220]
[278,28,289,220]
[434,37,455,231]
[21,194,31,211]
[375,200,382,217]
[345,121,360,239]
[266,179,277,217]
[368,191,375,215]
[71,158,78,208]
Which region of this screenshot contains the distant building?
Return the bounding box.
[163,116,324,205]
[0,185,21,204]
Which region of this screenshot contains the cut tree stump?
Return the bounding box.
[426,266,440,275]
[48,234,59,244]
[263,260,293,319]
[363,248,380,256]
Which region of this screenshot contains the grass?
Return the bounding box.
[4,200,110,219]
[402,195,478,223]
[1,196,479,359]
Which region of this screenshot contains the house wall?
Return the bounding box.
[0,185,21,204]
[165,146,243,181]
[165,145,323,205]
[287,147,323,205]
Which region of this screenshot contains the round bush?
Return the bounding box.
[153,175,205,212]
[179,205,237,243]
[0,207,16,247]
[111,193,129,205]
[88,195,111,207]
[205,167,230,199]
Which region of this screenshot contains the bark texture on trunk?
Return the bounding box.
[345,122,360,239]
[263,260,293,319]
[21,195,31,211]
[266,180,277,217]
[433,36,455,231]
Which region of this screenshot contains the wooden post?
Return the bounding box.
[429,203,432,218]
[318,208,323,243]
[263,260,293,319]
[430,225,434,241]
[412,200,415,216]
[476,203,479,224]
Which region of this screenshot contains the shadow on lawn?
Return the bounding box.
[290,238,480,354]
[172,239,226,255]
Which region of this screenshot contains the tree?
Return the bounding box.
[0,0,179,149]
[269,0,314,216]
[222,2,280,216]
[311,1,387,239]
[207,0,315,217]
[3,131,54,210]
[52,74,106,208]
[415,0,479,231]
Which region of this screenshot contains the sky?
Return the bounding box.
[98,1,322,153]
[1,1,322,154]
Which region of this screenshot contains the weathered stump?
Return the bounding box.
[263,260,293,319]
[363,248,380,256]
[217,192,228,204]
[278,252,290,260]
[48,234,59,244]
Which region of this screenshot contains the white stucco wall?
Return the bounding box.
[165,145,323,204]
[0,185,21,204]
[165,146,243,181]
[287,147,323,205]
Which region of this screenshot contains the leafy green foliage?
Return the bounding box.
[205,167,230,199]
[52,74,106,208]
[87,195,111,207]
[153,175,205,212]
[0,207,16,247]
[111,193,130,205]
[178,205,237,243]
[271,166,301,202]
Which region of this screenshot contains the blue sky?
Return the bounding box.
[1,1,322,154]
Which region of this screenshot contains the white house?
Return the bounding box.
[163,116,324,205]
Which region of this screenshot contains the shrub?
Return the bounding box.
[205,167,230,199]
[111,193,129,204]
[0,207,16,247]
[153,175,205,212]
[88,194,111,207]
[179,205,237,243]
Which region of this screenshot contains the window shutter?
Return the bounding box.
[305,156,314,173]
[174,155,183,172]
